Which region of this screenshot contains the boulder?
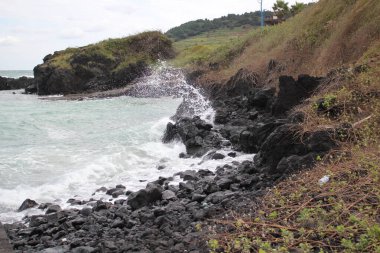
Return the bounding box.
[162,122,179,143]
[272,75,323,115]
[25,83,37,94]
[106,188,125,198]
[178,170,198,181]
[29,216,48,227]
[45,205,61,214]
[275,153,318,174]
[163,116,222,157]
[0,76,10,90]
[239,119,285,153]
[254,124,306,172]
[127,184,163,210]
[18,199,38,212]
[255,124,336,174]
[248,88,276,109]
[225,68,259,97]
[162,190,176,201]
[211,152,225,160]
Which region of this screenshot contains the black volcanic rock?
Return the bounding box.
[272,75,323,115]
[0,76,34,91]
[248,87,276,109]
[5,66,342,253]
[163,116,222,157]
[127,184,163,210]
[45,205,61,214]
[210,68,259,99]
[18,199,38,212]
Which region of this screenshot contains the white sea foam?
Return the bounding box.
[0,64,253,223]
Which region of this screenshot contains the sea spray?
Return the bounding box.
[126,62,215,123]
[0,64,253,224]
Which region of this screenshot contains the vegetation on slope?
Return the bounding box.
[35,31,174,95]
[47,31,174,73]
[166,11,270,41]
[170,26,253,68]
[195,0,380,251]
[166,1,311,42]
[182,0,380,83]
[208,51,380,252]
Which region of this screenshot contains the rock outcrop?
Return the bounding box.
[162,116,223,157]
[165,66,335,175]
[0,76,34,91]
[33,31,174,95]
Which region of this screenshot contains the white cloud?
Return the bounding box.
[0,36,20,46]
[0,0,317,69]
[60,28,85,39]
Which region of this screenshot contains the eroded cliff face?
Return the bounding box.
[34,31,175,95]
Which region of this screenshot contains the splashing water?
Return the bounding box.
[0,64,252,223]
[127,62,215,123]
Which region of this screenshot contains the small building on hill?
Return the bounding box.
[264,15,284,25]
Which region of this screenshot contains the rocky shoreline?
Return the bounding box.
[4,64,344,253]
[0,76,35,93]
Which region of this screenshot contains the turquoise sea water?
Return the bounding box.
[0,66,254,223]
[0,90,186,221]
[0,70,33,78]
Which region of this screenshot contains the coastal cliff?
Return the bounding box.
[34,31,174,95]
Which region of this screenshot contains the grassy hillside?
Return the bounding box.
[46,31,174,73]
[208,48,380,252]
[194,0,380,251]
[181,0,380,83]
[166,11,269,41]
[170,26,254,67]
[35,31,174,95]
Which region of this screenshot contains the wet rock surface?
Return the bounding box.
[5,67,340,252]
[162,116,223,157]
[17,199,39,212]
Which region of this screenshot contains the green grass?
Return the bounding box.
[184,0,380,82]
[47,31,174,72]
[205,25,380,253]
[207,61,380,251]
[191,1,380,251]
[170,26,255,68]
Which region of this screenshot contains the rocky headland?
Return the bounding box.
[32,31,174,96]
[3,60,348,253]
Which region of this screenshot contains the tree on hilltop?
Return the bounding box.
[291,2,306,15]
[273,0,290,19]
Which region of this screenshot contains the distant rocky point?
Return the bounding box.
[0,76,35,92]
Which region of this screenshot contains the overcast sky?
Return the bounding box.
[0,0,316,70]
